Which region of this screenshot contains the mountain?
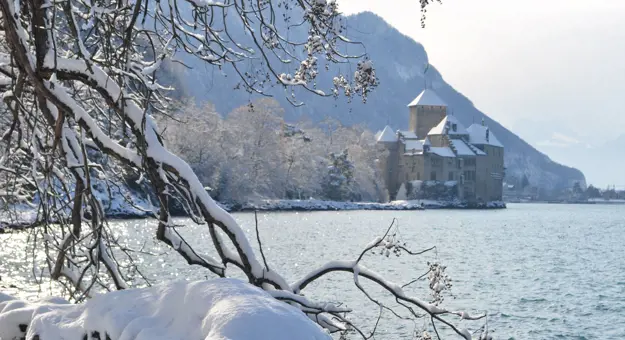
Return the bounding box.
[165,11,585,191]
[525,129,624,189]
[574,134,624,189]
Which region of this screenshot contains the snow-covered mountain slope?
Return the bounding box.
[165,11,585,191]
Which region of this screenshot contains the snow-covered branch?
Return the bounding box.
[290,222,484,338]
[0,0,481,336]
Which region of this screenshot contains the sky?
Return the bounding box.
[338,0,625,188]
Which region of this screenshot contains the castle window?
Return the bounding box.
[417,172,421,180]
[431,171,437,181]
[452,123,457,132]
[463,171,476,181]
[448,172,454,181]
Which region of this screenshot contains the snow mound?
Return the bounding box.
[0,279,330,340]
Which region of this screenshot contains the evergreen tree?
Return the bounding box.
[586,185,601,198]
[322,150,355,201]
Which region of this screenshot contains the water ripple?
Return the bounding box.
[2,203,625,339]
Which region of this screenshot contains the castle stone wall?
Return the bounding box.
[409,105,447,139]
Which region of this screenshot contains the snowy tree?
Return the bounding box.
[322,149,355,201]
[0,0,484,337]
[279,121,320,199]
[343,129,387,202]
[158,101,227,189]
[160,100,386,203]
[223,99,285,201]
[396,183,408,201]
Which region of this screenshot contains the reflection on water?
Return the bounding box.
[2,204,625,339]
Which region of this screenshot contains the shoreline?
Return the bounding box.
[224,199,506,212]
[1,199,505,232]
[504,199,625,205]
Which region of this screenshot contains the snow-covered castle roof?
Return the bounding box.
[449,139,480,156]
[403,140,423,153]
[467,124,503,147]
[429,147,456,157]
[427,115,467,136]
[376,125,398,143]
[398,130,418,140]
[407,89,447,107]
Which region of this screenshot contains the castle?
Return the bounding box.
[376,89,504,202]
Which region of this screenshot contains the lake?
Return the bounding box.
[2,203,625,339]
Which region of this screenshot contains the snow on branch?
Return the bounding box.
[291,220,485,338]
[0,0,484,336]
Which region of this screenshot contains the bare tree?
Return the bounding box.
[0,0,485,337]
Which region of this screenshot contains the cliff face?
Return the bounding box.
[166,11,586,191]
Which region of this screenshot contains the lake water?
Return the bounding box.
[2,203,625,339]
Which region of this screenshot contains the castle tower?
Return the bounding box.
[375,126,400,199]
[407,89,447,139]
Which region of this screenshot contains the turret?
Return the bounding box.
[376,125,398,144]
[407,89,447,139]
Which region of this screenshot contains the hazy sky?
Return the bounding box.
[338,0,625,187]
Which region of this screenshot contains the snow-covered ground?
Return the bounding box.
[0,279,330,340]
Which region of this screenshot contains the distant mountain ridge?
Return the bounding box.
[166,11,585,191]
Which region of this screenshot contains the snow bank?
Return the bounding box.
[0,279,330,340]
[390,199,505,210]
[225,199,505,212]
[587,198,625,204]
[227,199,426,212]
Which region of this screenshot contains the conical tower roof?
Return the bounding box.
[376,125,397,143]
[408,89,447,107]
